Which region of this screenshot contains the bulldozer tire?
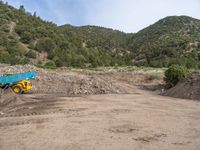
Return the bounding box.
[12,85,23,94]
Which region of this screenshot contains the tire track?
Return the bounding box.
[0,108,87,118]
[0,118,51,127]
[0,108,88,127]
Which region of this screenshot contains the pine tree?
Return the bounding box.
[33,11,37,17]
[19,5,25,12]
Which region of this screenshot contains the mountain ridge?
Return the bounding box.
[0,2,199,68]
[128,15,200,68]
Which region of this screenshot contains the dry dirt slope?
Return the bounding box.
[164,73,200,100]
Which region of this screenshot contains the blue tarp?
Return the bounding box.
[0,71,37,84]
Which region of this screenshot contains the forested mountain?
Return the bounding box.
[0,2,131,67]
[0,1,200,68]
[128,16,200,68]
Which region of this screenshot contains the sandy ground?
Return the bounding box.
[0,87,200,150]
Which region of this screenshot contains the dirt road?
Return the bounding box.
[0,89,200,150]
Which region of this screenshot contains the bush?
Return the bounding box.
[35,38,55,52]
[44,61,56,69]
[20,31,32,44]
[164,65,189,86]
[0,31,8,46]
[25,50,36,58]
[147,74,160,81]
[19,57,30,64]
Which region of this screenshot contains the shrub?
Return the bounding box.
[0,31,7,46]
[19,57,30,64]
[147,74,160,81]
[164,65,189,86]
[53,57,63,67]
[0,50,10,63]
[44,61,56,69]
[20,31,32,44]
[25,50,36,58]
[35,38,55,52]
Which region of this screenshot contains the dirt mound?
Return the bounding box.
[0,64,42,74]
[164,73,200,100]
[0,89,24,113]
[68,76,122,95]
[32,73,128,95]
[0,65,134,95]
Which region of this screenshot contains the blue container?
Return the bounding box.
[0,71,37,84]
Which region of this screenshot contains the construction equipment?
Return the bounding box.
[0,71,36,94]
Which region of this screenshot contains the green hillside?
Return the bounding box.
[0,1,200,69]
[128,16,200,68]
[0,2,131,67]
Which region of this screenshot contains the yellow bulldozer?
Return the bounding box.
[2,80,32,94]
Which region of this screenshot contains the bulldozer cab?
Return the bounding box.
[11,80,32,94]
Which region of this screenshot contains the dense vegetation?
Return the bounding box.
[164,65,189,86]
[0,1,131,67]
[128,16,200,68]
[0,1,200,68]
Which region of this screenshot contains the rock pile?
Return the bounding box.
[0,65,131,95]
[32,72,125,95]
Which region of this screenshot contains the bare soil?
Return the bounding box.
[0,65,200,150]
[164,72,200,100]
[0,89,200,150]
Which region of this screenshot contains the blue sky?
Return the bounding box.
[4,0,200,33]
